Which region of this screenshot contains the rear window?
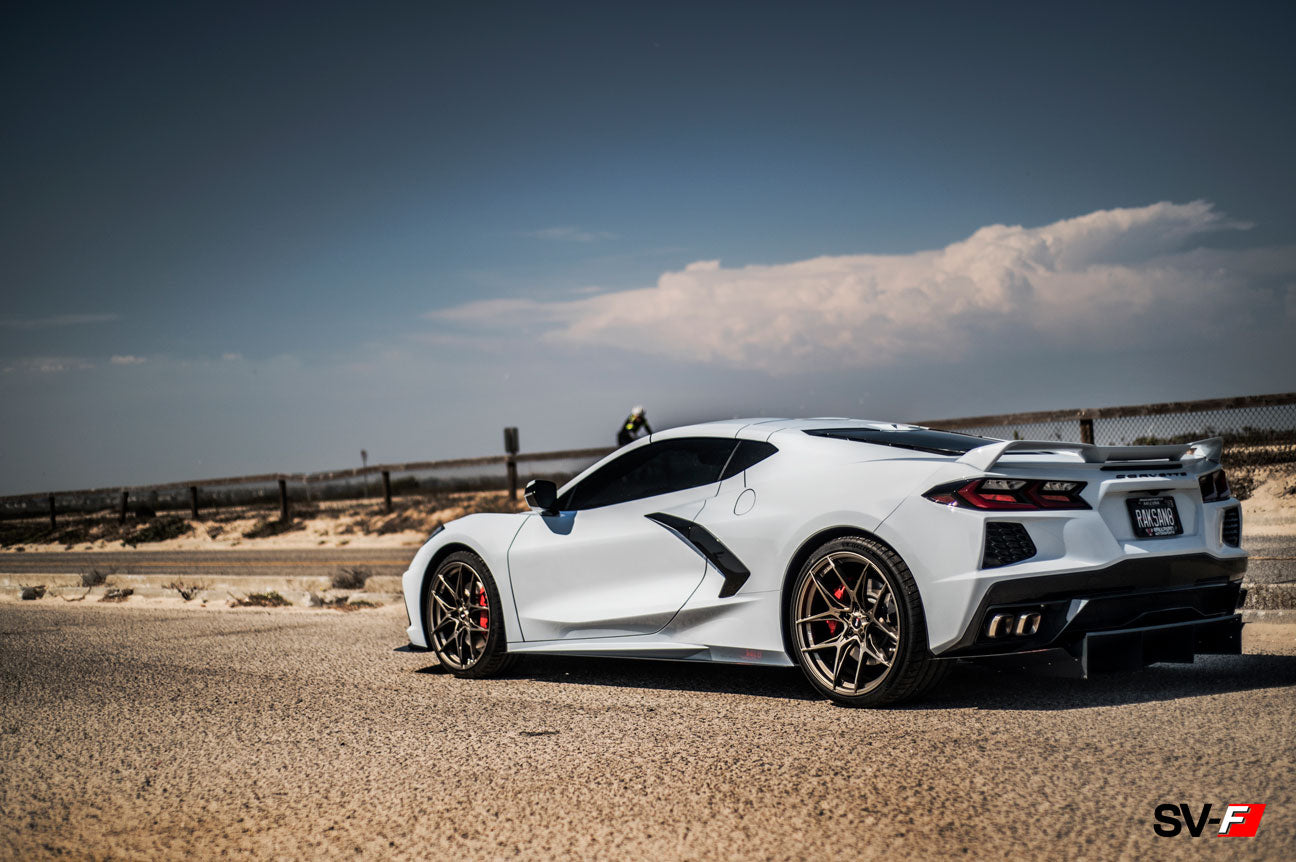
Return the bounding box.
[804,427,991,456]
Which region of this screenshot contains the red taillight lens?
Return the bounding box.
[1199,469,1231,502]
[925,478,1089,510]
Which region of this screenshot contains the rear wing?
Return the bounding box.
[956,436,1223,473]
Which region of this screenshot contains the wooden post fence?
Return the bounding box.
[503,427,520,501]
[278,479,289,521]
[1079,417,1095,445]
[190,485,199,519]
[382,470,392,513]
[48,495,55,529]
[119,490,129,524]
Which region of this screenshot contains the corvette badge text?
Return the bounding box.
[1153,803,1266,837]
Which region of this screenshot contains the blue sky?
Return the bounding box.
[2,2,1294,494]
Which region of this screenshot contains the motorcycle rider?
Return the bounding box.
[617,405,653,446]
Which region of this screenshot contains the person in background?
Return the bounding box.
[617,406,652,446]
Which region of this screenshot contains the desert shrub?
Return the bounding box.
[125,516,190,546]
[332,567,369,590]
[80,569,108,587]
[1230,471,1257,502]
[234,591,290,607]
[165,581,204,600]
[243,518,299,539]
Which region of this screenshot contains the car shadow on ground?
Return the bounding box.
[924,652,1296,711]
[413,652,1296,711]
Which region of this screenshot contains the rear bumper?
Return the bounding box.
[967,615,1242,678]
[937,553,1247,664]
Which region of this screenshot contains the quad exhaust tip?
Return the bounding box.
[986,612,1042,639]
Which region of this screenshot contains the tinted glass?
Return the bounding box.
[560,438,737,510]
[804,428,990,456]
[719,440,779,479]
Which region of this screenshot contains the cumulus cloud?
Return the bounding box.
[109,355,147,365]
[432,202,1294,374]
[0,313,120,329]
[523,226,617,242]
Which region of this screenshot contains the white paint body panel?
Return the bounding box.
[403,418,1247,663]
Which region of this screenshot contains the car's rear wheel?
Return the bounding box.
[788,536,947,706]
[426,551,515,678]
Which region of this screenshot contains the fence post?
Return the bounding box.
[1079,417,1095,445]
[503,427,520,501]
[278,478,289,521]
[190,486,200,519]
[48,495,56,530]
[119,490,129,524]
[382,470,392,513]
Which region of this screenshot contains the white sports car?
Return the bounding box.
[401,419,1247,706]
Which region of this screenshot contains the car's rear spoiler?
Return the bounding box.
[956,436,1223,473]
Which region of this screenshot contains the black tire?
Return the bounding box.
[425,550,516,679]
[787,535,948,707]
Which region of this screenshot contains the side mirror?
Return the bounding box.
[524,479,559,513]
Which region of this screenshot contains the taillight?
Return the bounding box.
[924,478,1089,510]
[1199,469,1231,502]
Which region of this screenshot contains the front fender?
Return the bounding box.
[402,512,530,648]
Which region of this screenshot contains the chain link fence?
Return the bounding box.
[924,393,1296,469]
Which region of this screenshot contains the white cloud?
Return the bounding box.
[0,313,121,329]
[2,357,95,374]
[523,226,617,243]
[110,355,147,366]
[434,202,1293,374]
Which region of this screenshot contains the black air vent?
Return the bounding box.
[1222,507,1241,548]
[983,522,1037,569]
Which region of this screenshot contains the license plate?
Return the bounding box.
[1126,495,1182,538]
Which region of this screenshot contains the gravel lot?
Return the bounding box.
[1,604,1293,860]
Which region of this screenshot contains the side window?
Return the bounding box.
[560,438,737,510]
[719,440,778,480]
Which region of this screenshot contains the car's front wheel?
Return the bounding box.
[788,535,946,706]
[426,550,515,678]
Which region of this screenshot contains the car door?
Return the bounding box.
[507,436,737,641]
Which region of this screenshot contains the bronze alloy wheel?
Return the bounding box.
[793,549,901,696]
[425,550,516,679]
[428,558,491,670]
[787,536,948,706]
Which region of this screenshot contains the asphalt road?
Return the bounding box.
[1241,535,1296,585]
[0,548,412,578]
[1,604,1293,860]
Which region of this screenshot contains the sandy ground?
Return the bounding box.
[1237,462,1296,536]
[4,464,1294,554]
[1,602,1293,861]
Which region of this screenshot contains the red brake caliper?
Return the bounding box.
[825,585,846,634]
[478,587,489,630]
